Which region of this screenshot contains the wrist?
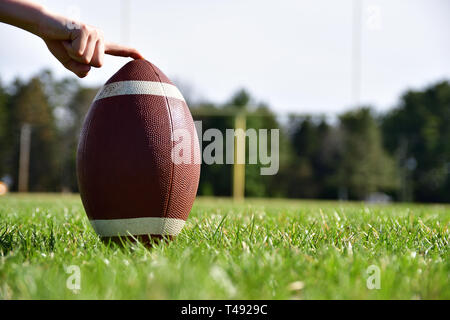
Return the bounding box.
[35,6,68,39]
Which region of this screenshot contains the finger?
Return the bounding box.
[65,60,91,78]
[63,40,84,62]
[45,40,91,78]
[69,26,89,56]
[81,34,97,64]
[90,39,105,68]
[105,42,143,59]
[64,36,97,65]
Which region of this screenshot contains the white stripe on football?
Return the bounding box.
[90,217,186,237]
[94,80,185,102]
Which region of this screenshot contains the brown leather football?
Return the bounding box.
[77,59,200,241]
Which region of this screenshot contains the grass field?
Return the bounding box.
[0,194,448,299]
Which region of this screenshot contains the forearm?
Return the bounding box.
[0,0,46,36]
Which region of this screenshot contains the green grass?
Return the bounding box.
[0,194,448,299]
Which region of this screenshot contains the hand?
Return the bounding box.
[39,11,143,78]
[0,0,143,78]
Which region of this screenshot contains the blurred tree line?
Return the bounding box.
[0,71,448,202]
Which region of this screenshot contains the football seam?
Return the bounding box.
[147,61,175,234]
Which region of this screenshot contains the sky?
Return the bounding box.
[0,0,449,115]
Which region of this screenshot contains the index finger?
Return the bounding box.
[105,42,143,60]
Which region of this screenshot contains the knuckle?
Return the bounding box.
[90,29,98,39]
[72,28,82,38]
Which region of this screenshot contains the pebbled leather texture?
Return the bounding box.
[77,60,200,237]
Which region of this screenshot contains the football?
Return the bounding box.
[77,59,201,242]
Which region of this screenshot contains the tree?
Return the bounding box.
[226,89,251,111]
[283,115,342,199]
[286,116,321,198]
[9,76,59,191]
[193,102,233,196]
[382,81,450,202]
[337,108,398,200]
[0,79,9,178]
[245,103,285,197]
